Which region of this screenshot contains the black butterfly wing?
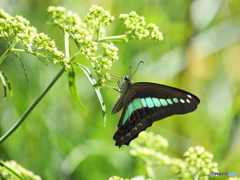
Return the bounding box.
[113,82,200,147]
[113,97,148,147]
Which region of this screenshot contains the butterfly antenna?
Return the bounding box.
[130,61,144,77]
[129,65,133,76]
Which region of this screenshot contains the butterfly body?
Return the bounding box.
[111,75,200,147]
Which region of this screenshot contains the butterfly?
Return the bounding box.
[111,75,200,147]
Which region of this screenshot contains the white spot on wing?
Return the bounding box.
[186,99,191,103]
[187,95,192,98]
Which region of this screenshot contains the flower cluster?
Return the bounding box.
[119,11,163,41]
[84,5,114,37]
[146,23,164,41]
[130,132,170,166]
[96,42,118,69]
[48,6,119,87]
[129,132,218,180]
[47,6,163,88]
[65,26,118,87]
[48,6,98,62]
[48,6,81,28]
[1,6,164,89]
[101,42,119,63]
[0,160,42,180]
[182,146,218,179]
[93,43,118,87]
[66,25,97,60]
[170,146,219,179]
[0,9,69,69]
[95,73,111,88]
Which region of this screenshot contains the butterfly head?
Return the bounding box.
[123,75,133,83]
[121,75,134,87]
[117,75,133,94]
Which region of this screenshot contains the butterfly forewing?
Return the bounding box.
[113,81,200,147]
[133,82,200,113]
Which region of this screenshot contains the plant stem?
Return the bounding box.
[98,34,128,42]
[0,42,17,65]
[11,48,46,57]
[0,68,65,144]
[64,32,70,60]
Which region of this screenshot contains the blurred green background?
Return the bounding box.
[0,0,240,179]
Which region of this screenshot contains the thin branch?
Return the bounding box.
[0,42,17,65]
[98,34,128,42]
[0,162,26,180]
[0,68,65,144]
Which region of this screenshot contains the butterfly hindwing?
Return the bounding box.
[113,82,200,147]
[113,97,148,146]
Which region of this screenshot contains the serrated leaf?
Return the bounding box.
[68,65,86,115]
[74,62,107,125]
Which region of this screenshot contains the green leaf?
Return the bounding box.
[68,65,86,115]
[0,71,12,98]
[74,62,107,125]
[14,52,29,82]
